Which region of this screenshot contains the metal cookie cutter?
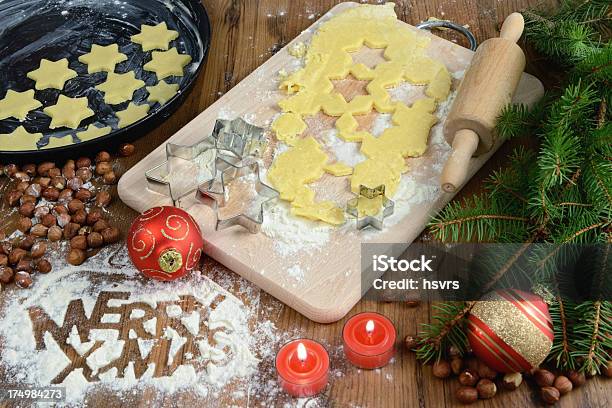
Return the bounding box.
[196,156,279,233]
[416,20,477,51]
[145,135,217,206]
[346,184,395,230]
[213,117,268,162]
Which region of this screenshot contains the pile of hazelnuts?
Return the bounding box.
[405,335,612,404]
[0,143,135,290]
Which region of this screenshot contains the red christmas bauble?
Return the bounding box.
[467,289,553,373]
[127,206,204,281]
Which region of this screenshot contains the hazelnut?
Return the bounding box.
[66,177,83,191]
[42,187,60,201]
[22,163,37,176]
[18,235,35,250]
[92,219,109,233]
[541,386,560,404]
[14,172,30,182]
[404,335,418,350]
[554,375,572,395]
[604,361,612,378]
[118,143,135,157]
[0,266,14,283]
[16,181,30,192]
[534,369,555,388]
[34,206,50,218]
[63,159,75,169]
[476,378,496,399]
[0,243,12,255]
[36,259,52,274]
[101,226,120,244]
[37,177,51,188]
[71,209,87,225]
[48,167,61,178]
[25,183,41,197]
[53,205,68,216]
[51,176,66,190]
[448,345,461,358]
[432,360,451,379]
[7,190,23,207]
[455,386,478,404]
[57,213,72,227]
[68,199,84,214]
[95,161,112,175]
[47,226,63,242]
[19,202,35,217]
[14,271,33,288]
[67,248,87,266]
[477,361,497,380]
[458,369,479,387]
[62,166,75,179]
[102,171,116,185]
[451,357,463,375]
[41,213,57,227]
[70,235,88,250]
[30,241,47,259]
[0,254,7,266]
[15,259,32,272]
[21,194,37,205]
[4,164,18,177]
[75,188,92,202]
[36,162,55,176]
[86,208,103,225]
[95,190,111,207]
[18,217,32,233]
[58,189,74,202]
[76,167,92,182]
[63,223,80,239]
[95,151,111,163]
[30,224,49,237]
[502,372,523,390]
[87,232,104,248]
[76,157,91,169]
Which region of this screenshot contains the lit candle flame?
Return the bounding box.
[366,319,375,334]
[297,342,307,362]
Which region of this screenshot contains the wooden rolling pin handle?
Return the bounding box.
[499,12,525,43]
[441,129,480,193]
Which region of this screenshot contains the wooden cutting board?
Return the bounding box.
[118,2,544,323]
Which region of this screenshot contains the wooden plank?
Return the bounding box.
[118,2,543,323]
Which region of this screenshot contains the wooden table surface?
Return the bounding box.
[1,1,610,407]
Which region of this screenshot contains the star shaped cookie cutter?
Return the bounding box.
[346,184,395,230]
[213,117,268,161]
[196,156,279,233]
[144,135,217,206]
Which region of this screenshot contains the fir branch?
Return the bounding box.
[548,296,576,370]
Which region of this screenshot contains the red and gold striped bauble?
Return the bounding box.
[467,289,553,373]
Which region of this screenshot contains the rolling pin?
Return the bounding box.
[441,13,526,193]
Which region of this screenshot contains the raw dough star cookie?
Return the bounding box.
[43,95,94,129]
[131,22,179,51]
[77,124,112,142]
[116,102,150,128]
[0,126,42,151]
[27,58,77,90]
[43,134,74,149]
[147,81,180,105]
[78,44,128,73]
[269,3,452,224]
[96,72,145,105]
[143,48,192,80]
[0,90,42,120]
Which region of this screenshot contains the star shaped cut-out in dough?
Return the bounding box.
[78,44,128,73]
[43,134,74,149]
[43,95,94,129]
[0,90,42,120]
[147,81,180,105]
[96,72,145,105]
[27,58,77,90]
[143,48,192,80]
[116,102,150,128]
[0,126,42,151]
[77,124,112,142]
[131,22,179,51]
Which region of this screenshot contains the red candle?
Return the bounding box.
[275,339,330,397]
[343,312,396,369]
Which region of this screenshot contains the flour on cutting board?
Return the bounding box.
[0,245,280,406]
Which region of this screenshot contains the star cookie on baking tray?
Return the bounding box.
[96,72,145,105]
[145,135,217,206]
[116,102,150,128]
[144,48,192,80]
[346,184,395,230]
[196,157,279,234]
[27,58,77,91]
[0,90,42,121]
[0,126,42,151]
[131,22,179,51]
[43,95,94,129]
[79,44,128,73]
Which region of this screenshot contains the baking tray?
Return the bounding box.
[0,0,211,162]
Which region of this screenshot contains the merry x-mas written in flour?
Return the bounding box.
[268,3,451,226]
